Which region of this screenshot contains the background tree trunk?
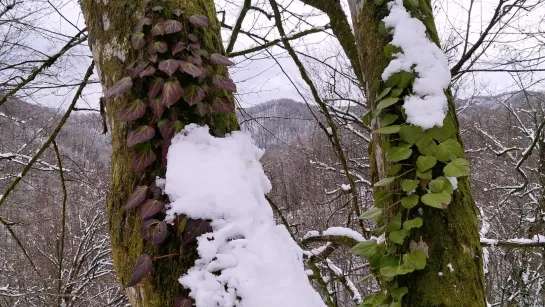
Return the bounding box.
[347,0,487,305]
[79,0,238,306]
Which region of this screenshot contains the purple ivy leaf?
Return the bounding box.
[139,65,156,78]
[131,32,146,50]
[140,219,168,246]
[127,125,155,147]
[183,85,206,106]
[126,61,137,70]
[188,14,210,27]
[196,102,209,116]
[158,59,180,76]
[132,147,156,170]
[161,80,184,107]
[104,77,133,99]
[188,33,199,43]
[212,75,237,93]
[159,119,183,140]
[148,77,164,99]
[187,56,202,66]
[149,53,158,63]
[188,43,200,51]
[210,53,235,67]
[126,253,152,287]
[134,17,151,32]
[149,41,168,54]
[174,297,192,307]
[149,97,165,118]
[172,9,183,17]
[181,218,213,246]
[123,185,149,210]
[171,42,186,55]
[131,62,149,79]
[140,199,165,219]
[212,96,235,113]
[163,19,183,34]
[116,99,147,122]
[151,22,165,36]
[179,61,202,78]
[192,48,209,59]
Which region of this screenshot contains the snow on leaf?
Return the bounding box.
[141,199,165,219]
[212,96,234,113]
[131,32,146,50]
[123,185,149,210]
[141,219,167,246]
[149,41,168,54]
[210,53,235,66]
[148,77,164,99]
[104,77,133,99]
[132,147,156,170]
[179,61,201,78]
[116,99,147,122]
[161,80,184,107]
[212,75,237,92]
[181,218,212,246]
[127,126,155,147]
[158,59,180,76]
[182,85,205,105]
[188,14,209,27]
[163,19,183,34]
[126,253,152,287]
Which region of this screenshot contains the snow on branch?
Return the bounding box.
[164,124,325,307]
[481,235,545,248]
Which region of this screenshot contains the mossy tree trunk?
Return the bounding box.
[347,0,487,305]
[79,0,238,306]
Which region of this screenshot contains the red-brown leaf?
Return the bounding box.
[104,77,133,99]
[134,17,151,32]
[161,80,184,107]
[179,61,202,78]
[187,56,202,66]
[159,119,183,140]
[149,98,165,118]
[196,102,209,116]
[127,125,155,147]
[148,77,164,99]
[140,199,165,219]
[171,42,186,55]
[158,59,180,76]
[132,147,156,170]
[126,253,152,287]
[212,75,237,93]
[151,22,165,36]
[131,62,149,79]
[174,297,192,307]
[149,53,158,63]
[123,185,148,210]
[181,218,212,246]
[116,99,147,122]
[188,33,199,43]
[139,65,156,78]
[212,96,235,113]
[131,32,146,50]
[140,219,168,246]
[210,53,235,66]
[163,19,183,34]
[149,41,168,54]
[183,85,205,105]
[188,14,210,27]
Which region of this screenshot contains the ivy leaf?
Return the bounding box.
[401,250,426,270]
[375,190,393,206]
[105,77,133,99]
[127,126,155,147]
[399,125,424,144]
[196,102,209,116]
[172,42,186,55]
[161,80,184,107]
[141,199,165,219]
[188,33,199,43]
[181,219,213,246]
[429,177,445,193]
[403,217,423,230]
[212,75,237,92]
[373,125,400,134]
[435,139,463,162]
[416,169,433,180]
[148,77,164,99]
[375,87,391,101]
[376,97,399,110]
[374,176,395,187]
[174,297,193,307]
[360,207,382,220]
[388,164,403,176]
[401,179,418,192]
[149,98,165,118]
[187,55,203,66]
[140,219,168,246]
[443,158,470,177]
[126,253,152,287]
[172,9,183,17]
[183,85,206,105]
[380,114,398,127]
[210,53,235,66]
[131,62,149,79]
[418,140,437,156]
[151,22,165,36]
[421,190,451,208]
[389,229,408,244]
[179,61,202,78]
[131,32,146,50]
[350,239,378,259]
[401,195,419,209]
[212,96,234,113]
[158,59,180,76]
[116,99,146,122]
[132,147,156,170]
[134,17,151,32]
[123,185,148,210]
[149,41,168,54]
[139,65,156,78]
[163,19,183,34]
[416,155,437,172]
[386,147,412,162]
[188,14,210,27]
[159,119,183,140]
[390,87,404,97]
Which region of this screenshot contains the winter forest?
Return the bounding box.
[0,0,544,306]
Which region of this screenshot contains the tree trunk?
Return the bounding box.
[79,1,238,306]
[347,0,486,305]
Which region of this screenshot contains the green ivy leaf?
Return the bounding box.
[377,97,399,110]
[401,195,419,208]
[421,190,451,208]
[391,287,408,301]
[362,293,388,307]
[418,140,437,156]
[374,176,396,187]
[401,250,426,270]
[416,155,437,172]
[397,71,415,88]
[390,302,402,307]
[444,158,470,177]
[360,207,382,219]
[351,240,379,259]
[437,176,454,194]
[435,139,463,162]
[380,265,399,277]
[399,125,424,144]
[401,179,418,192]
[375,191,393,206]
[398,141,412,148]
[363,109,382,126]
[389,229,407,244]
[385,213,402,232]
[429,178,445,193]
[390,87,404,97]
[377,21,387,36]
[408,0,419,7]
[386,147,412,162]
[403,217,423,230]
[374,125,401,134]
[381,114,398,127]
[384,44,402,60]
[415,131,434,148]
[381,140,391,152]
[388,164,403,176]
[416,169,432,180]
[376,87,391,101]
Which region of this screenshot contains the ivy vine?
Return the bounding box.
[103,5,236,306]
[352,1,470,306]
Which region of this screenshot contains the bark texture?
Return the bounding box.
[79,0,238,306]
[347,0,487,306]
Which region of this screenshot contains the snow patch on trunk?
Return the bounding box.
[165,124,326,307]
